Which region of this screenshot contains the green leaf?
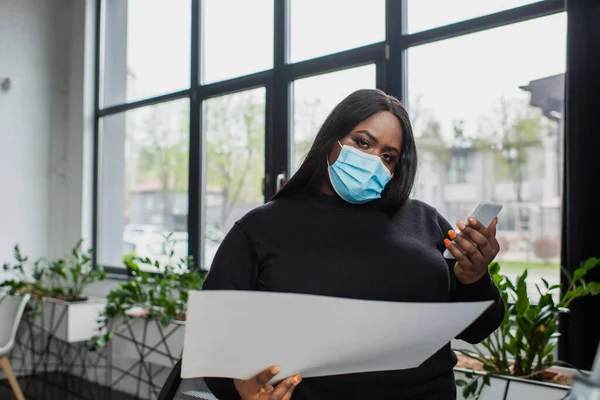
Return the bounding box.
[515,292,530,316]
[505,278,516,292]
[160,315,172,326]
[456,379,468,387]
[543,343,556,356]
[541,278,549,289]
[505,340,517,356]
[535,284,544,297]
[483,363,495,372]
[489,262,500,276]
[586,282,600,294]
[463,381,478,397]
[483,375,491,386]
[573,269,586,282]
[561,291,574,304]
[583,257,600,272]
[561,266,573,283]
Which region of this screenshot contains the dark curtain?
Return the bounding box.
[559,0,600,371]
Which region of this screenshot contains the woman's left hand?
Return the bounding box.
[444,217,500,285]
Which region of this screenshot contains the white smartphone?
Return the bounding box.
[443,201,503,259]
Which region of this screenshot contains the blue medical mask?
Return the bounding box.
[327,142,393,204]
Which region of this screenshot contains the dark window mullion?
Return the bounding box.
[92,0,103,269]
[268,0,290,200]
[282,42,385,82]
[97,89,191,117]
[199,71,273,100]
[384,0,406,101]
[402,0,565,48]
[188,0,202,270]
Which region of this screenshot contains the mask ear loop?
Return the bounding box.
[389,162,396,179]
[327,141,345,166]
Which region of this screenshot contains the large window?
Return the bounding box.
[407,0,543,33]
[408,13,566,290]
[202,88,266,269]
[94,0,566,284]
[289,0,385,63]
[97,99,190,270]
[202,0,273,84]
[101,0,191,107]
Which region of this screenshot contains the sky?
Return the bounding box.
[113,0,566,146]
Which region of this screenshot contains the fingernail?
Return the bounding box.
[456,221,466,230]
[468,217,476,225]
[271,366,280,374]
[444,238,451,247]
[448,230,457,239]
[291,375,302,386]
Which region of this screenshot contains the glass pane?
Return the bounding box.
[292,65,377,170]
[202,0,273,84]
[407,0,542,34]
[203,88,266,269]
[97,99,190,272]
[101,0,191,107]
[290,0,385,63]
[407,14,566,299]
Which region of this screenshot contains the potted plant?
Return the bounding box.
[455,257,600,400]
[1,245,49,304]
[1,239,106,343]
[91,236,205,368]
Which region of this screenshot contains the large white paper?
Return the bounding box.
[181,290,492,381]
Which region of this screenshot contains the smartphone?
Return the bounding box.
[443,201,503,259]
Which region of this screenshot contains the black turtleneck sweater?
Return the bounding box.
[202,190,504,400]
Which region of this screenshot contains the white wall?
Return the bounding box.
[0,2,163,397]
[0,0,95,274]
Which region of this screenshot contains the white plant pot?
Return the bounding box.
[32,296,107,343]
[455,368,571,400]
[111,317,185,368]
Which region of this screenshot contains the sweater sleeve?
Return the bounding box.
[201,222,260,400]
[435,212,506,344]
[203,222,260,291]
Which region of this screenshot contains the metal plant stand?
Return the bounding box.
[108,317,185,400]
[8,300,110,400]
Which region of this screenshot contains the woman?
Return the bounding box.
[202,89,504,400]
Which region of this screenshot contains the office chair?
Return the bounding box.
[564,339,600,400]
[158,358,219,400]
[0,291,30,400]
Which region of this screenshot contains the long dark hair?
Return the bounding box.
[273,88,418,213]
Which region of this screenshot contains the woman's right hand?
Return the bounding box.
[234,366,301,400]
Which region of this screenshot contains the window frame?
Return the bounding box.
[92,0,566,276]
